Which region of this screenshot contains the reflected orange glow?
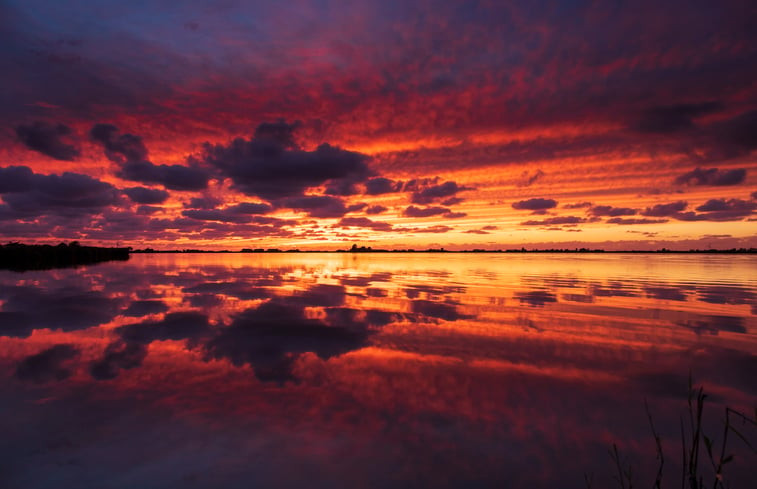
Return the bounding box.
[1,253,755,488]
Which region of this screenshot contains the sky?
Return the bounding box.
[1,0,756,250]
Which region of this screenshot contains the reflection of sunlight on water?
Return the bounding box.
[0,253,755,488]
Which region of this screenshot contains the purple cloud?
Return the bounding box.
[590,205,637,217]
[607,218,668,225]
[403,205,464,219]
[364,178,402,195]
[202,121,372,200]
[521,216,586,226]
[338,217,393,231]
[124,187,169,205]
[410,181,472,205]
[674,167,746,186]
[512,198,558,212]
[641,201,688,217]
[15,121,80,160]
[91,123,210,190]
[0,166,119,219]
[365,205,388,215]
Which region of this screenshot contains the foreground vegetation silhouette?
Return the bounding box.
[588,377,757,489]
[0,242,130,271]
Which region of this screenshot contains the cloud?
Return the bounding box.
[402,205,449,217]
[512,198,557,212]
[279,195,349,218]
[412,225,454,233]
[179,206,284,226]
[637,198,755,222]
[203,290,373,382]
[365,205,387,215]
[136,205,161,215]
[633,101,722,133]
[410,181,472,204]
[15,344,80,383]
[589,205,636,217]
[123,187,169,204]
[182,209,253,223]
[516,169,545,187]
[91,123,210,190]
[0,166,34,193]
[90,123,148,163]
[607,217,668,225]
[466,225,498,234]
[345,202,367,213]
[15,121,80,160]
[564,202,592,209]
[690,198,757,221]
[183,281,274,300]
[696,285,755,305]
[521,216,586,226]
[181,201,278,223]
[641,201,688,217]
[402,205,464,219]
[187,196,222,209]
[644,286,687,302]
[117,311,211,345]
[0,284,124,337]
[674,167,747,186]
[90,340,148,380]
[364,177,402,195]
[411,300,469,321]
[338,217,393,231]
[0,167,119,220]
[117,161,211,191]
[678,315,746,336]
[707,110,757,159]
[121,300,169,318]
[228,202,273,214]
[201,121,372,200]
[515,290,558,307]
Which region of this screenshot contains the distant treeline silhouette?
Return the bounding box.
[128,246,757,254]
[0,242,130,271]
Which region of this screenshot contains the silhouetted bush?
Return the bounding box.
[0,242,130,271]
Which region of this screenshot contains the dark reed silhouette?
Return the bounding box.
[588,377,757,489]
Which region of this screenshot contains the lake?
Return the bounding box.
[1,253,755,488]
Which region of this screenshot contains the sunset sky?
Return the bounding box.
[1,0,755,250]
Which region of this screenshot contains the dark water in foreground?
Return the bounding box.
[0,253,755,488]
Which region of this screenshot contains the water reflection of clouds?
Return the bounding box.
[16,344,80,383]
[515,290,558,307]
[0,283,124,337]
[0,254,755,489]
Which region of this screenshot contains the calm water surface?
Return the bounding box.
[1,253,755,488]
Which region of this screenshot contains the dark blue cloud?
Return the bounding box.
[364,177,402,195]
[632,101,723,133]
[674,167,747,186]
[123,187,170,204]
[0,166,118,220]
[15,121,81,160]
[410,181,472,205]
[202,121,372,201]
[589,205,636,217]
[91,123,210,190]
[90,340,148,380]
[15,344,80,383]
[641,201,688,217]
[512,198,558,212]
